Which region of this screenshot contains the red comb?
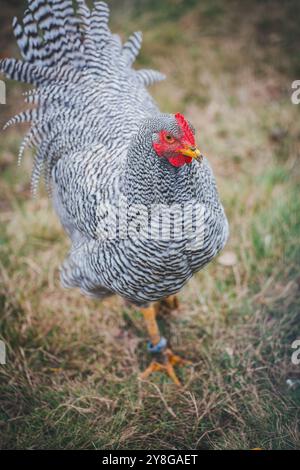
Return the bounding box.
[175,113,195,145]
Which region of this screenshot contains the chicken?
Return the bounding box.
[0,0,229,385]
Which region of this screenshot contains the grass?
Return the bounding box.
[0,0,300,450]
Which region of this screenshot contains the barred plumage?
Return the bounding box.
[1,0,228,307]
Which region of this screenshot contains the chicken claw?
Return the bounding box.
[140,348,191,386]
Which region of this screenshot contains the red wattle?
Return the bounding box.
[168,155,192,167]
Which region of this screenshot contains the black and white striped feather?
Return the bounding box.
[1,1,228,306]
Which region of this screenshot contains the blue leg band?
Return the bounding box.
[147,336,167,354]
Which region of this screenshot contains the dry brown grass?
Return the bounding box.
[0,0,300,449]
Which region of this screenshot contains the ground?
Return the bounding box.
[0,0,300,450]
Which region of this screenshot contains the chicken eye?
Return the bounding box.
[165,134,175,143]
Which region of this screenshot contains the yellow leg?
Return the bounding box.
[139,304,190,386]
[159,294,179,313]
[140,304,160,347]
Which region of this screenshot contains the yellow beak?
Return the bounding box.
[178,146,202,160]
